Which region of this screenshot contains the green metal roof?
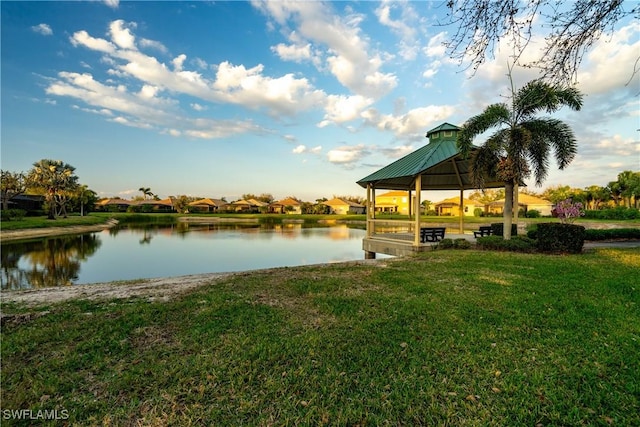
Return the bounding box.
[357,130,505,191]
[425,122,460,138]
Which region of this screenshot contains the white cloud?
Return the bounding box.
[292,144,322,155]
[109,20,136,50]
[327,144,368,165]
[319,94,374,127]
[31,23,52,36]
[139,38,168,55]
[375,0,419,60]
[71,30,116,54]
[272,43,312,62]
[104,0,119,9]
[363,105,456,139]
[577,22,640,95]
[424,32,447,58]
[293,145,307,154]
[190,103,206,111]
[379,145,415,159]
[254,0,397,99]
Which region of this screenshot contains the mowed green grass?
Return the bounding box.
[1,248,638,426]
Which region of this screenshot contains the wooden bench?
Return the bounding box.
[421,227,446,243]
[473,226,493,238]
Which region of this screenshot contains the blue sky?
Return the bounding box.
[2,1,638,202]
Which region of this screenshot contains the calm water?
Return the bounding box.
[1,223,386,290]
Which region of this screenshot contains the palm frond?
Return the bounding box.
[514,80,583,120]
[522,118,578,170]
[457,103,510,158]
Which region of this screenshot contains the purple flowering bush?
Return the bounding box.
[552,198,585,224]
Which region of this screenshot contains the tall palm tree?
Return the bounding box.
[458,78,583,239]
[138,187,153,200]
[29,159,78,219]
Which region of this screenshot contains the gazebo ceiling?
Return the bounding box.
[357,139,504,191]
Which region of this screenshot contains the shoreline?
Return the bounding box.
[0,259,391,307]
[0,219,119,242]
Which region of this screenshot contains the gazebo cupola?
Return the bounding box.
[425,122,461,144]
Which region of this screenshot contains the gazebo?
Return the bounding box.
[356,122,504,257]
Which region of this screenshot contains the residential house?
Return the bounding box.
[226,199,266,213]
[1,194,45,212]
[374,191,415,214]
[188,198,227,213]
[323,198,366,215]
[269,197,302,214]
[136,198,175,212]
[488,193,554,216]
[95,198,132,212]
[246,199,269,211]
[434,197,484,217]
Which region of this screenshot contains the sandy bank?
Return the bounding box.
[0,219,119,242]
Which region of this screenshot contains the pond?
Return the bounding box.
[1,223,389,290]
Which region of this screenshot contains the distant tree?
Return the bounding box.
[300,201,315,214]
[74,185,98,216]
[584,185,610,210]
[607,181,623,206]
[542,185,574,204]
[442,0,639,84]
[1,170,27,210]
[28,159,79,219]
[242,193,274,203]
[468,189,504,205]
[138,187,154,200]
[616,170,640,208]
[458,77,583,239]
[333,195,366,205]
[171,195,193,214]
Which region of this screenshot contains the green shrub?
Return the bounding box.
[436,238,472,250]
[584,228,640,241]
[525,209,541,218]
[491,222,518,236]
[584,207,640,220]
[473,208,483,217]
[454,238,471,249]
[536,223,585,254]
[0,209,27,221]
[437,238,455,249]
[476,235,536,252]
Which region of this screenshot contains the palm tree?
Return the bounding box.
[29,159,79,219]
[458,77,583,239]
[138,187,153,200]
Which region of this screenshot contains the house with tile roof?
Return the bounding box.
[434,196,484,217]
[488,193,553,216]
[323,198,365,215]
[188,198,227,213]
[268,197,302,214]
[374,191,415,214]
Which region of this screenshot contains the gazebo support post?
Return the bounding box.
[365,184,376,259]
[459,189,464,233]
[414,176,421,247]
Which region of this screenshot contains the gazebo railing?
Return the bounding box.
[366,219,420,244]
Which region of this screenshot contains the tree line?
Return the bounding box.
[1,159,97,220]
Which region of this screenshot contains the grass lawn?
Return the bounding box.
[0,215,107,231]
[1,248,638,425]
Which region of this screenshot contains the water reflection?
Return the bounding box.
[1,223,375,290]
[2,234,101,290]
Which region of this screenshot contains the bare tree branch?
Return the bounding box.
[440,0,639,84]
